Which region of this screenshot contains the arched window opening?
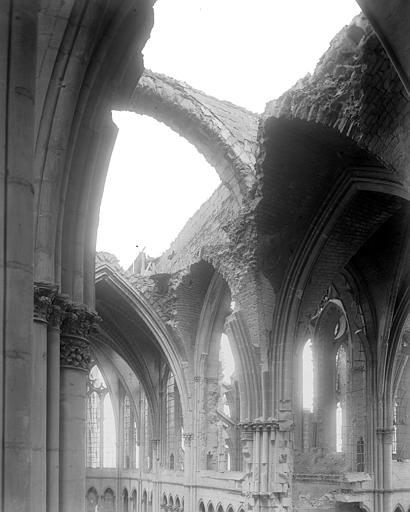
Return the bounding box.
[149,492,153,512]
[134,418,139,469]
[142,491,148,512]
[123,489,129,512]
[86,365,117,468]
[210,332,239,472]
[87,391,101,468]
[302,339,313,412]
[199,502,206,512]
[336,344,347,453]
[356,436,365,472]
[141,395,152,472]
[299,288,367,469]
[180,425,185,470]
[103,393,116,467]
[132,490,137,512]
[225,442,231,471]
[123,395,131,468]
[393,399,398,456]
[86,487,98,512]
[166,372,175,463]
[220,333,235,386]
[123,394,139,469]
[336,402,342,453]
[165,370,184,470]
[393,357,410,460]
[103,488,115,512]
[301,339,315,452]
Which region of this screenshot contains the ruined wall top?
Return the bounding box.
[129,69,260,196]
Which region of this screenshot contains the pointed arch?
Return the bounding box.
[95,262,190,431]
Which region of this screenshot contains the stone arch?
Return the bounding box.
[128,70,258,200]
[35,63,257,308]
[207,502,215,512]
[194,270,261,421]
[394,505,405,512]
[265,15,410,180]
[199,500,206,512]
[95,259,190,434]
[216,503,224,512]
[175,496,181,510]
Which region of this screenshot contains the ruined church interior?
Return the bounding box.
[3,1,410,511]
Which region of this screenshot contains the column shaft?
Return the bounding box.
[0,2,37,510]
[31,319,48,512]
[59,304,98,512]
[59,364,88,512]
[47,324,61,512]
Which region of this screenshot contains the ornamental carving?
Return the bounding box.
[60,337,91,371]
[61,303,100,339]
[182,432,193,447]
[33,282,58,322]
[48,294,70,328]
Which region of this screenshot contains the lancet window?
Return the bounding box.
[86,364,117,468]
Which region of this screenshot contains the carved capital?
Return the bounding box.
[60,337,91,371]
[48,294,70,329]
[33,282,58,322]
[61,303,100,339]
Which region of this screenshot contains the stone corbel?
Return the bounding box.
[33,282,58,323]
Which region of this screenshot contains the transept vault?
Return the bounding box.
[1,2,410,512]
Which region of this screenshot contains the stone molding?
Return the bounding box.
[239,419,280,431]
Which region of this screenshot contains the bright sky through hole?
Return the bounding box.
[303,340,313,412]
[96,0,361,268]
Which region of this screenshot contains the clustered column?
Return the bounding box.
[240,420,292,512]
[33,285,99,512]
[33,283,58,512]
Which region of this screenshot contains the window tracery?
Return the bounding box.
[86,364,117,468]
